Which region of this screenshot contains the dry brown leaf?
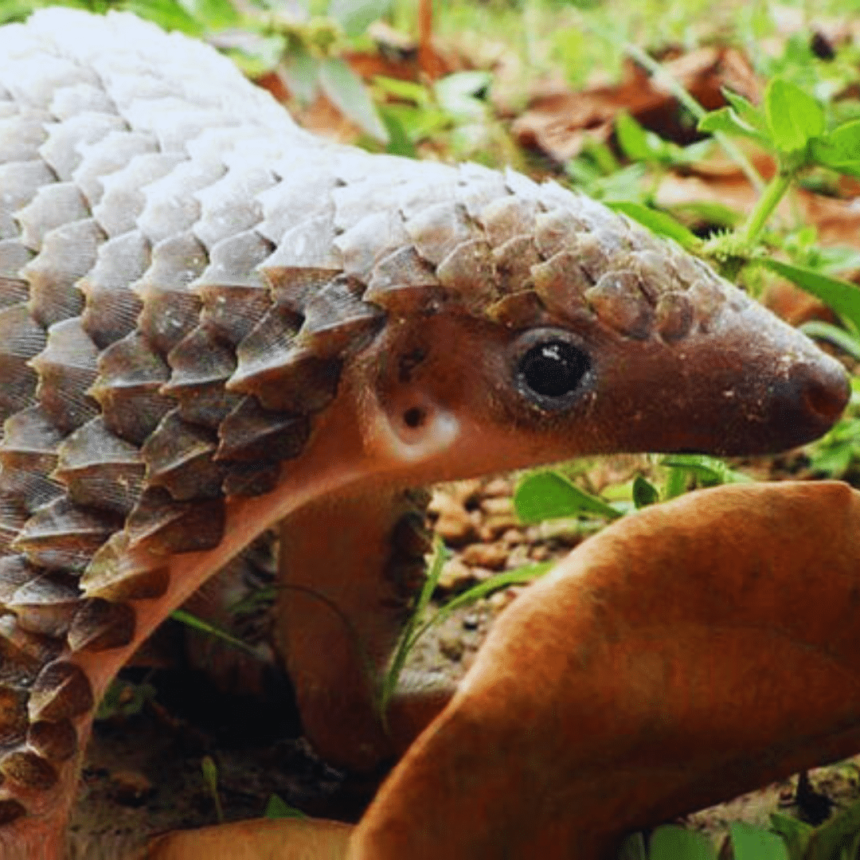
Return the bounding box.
[513,47,757,162]
[144,817,351,860]
[350,481,860,859]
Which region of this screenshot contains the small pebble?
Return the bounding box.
[431,493,477,545]
[483,477,513,497]
[437,558,478,592]
[461,542,509,571]
[438,635,465,662]
[462,613,480,631]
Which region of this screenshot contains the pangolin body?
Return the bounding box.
[0,9,849,857]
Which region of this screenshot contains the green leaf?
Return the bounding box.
[178,0,240,28]
[609,201,701,250]
[281,50,320,104]
[632,475,659,509]
[808,799,860,860]
[373,75,431,106]
[328,0,391,36]
[123,0,204,34]
[434,71,492,121]
[264,794,307,820]
[811,119,860,176]
[201,755,224,824]
[800,321,860,361]
[649,825,716,860]
[380,537,449,719]
[615,112,654,161]
[317,56,389,142]
[765,78,825,154]
[763,259,860,332]
[698,107,770,148]
[514,471,622,523]
[379,109,416,157]
[95,679,156,720]
[660,454,751,487]
[722,89,767,132]
[170,609,261,656]
[770,813,814,860]
[410,562,553,652]
[730,822,789,860]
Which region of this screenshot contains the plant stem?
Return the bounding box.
[742,169,792,245]
[621,41,765,194]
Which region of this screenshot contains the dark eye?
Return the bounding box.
[515,336,591,407]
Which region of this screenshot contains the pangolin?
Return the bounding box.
[0,8,849,857]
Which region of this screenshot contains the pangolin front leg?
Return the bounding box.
[0,8,849,857]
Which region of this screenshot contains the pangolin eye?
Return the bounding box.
[513,332,592,409]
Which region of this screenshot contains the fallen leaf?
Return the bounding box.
[350,481,860,859]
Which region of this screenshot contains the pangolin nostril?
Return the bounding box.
[798,357,850,425]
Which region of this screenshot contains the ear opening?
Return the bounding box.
[364,391,461,466]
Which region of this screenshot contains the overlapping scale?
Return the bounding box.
[91,332,171,445]
[141,410,223,501]
[6,573,80,639]
[78,231,149,349]
[54,418,145,515]
[22,219,102,326]
[15,183,90,250]
[124,487,224,554]
[0,407,63,511]
[30,318,99,434]
[0,305,45,421]
[39,113,129,183]
[11,497,118,572]
[216,396,310,465]
[134,232,207,354]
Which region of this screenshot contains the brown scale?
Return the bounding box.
[124,487,225,555]
[404,201,475,266]
[297,276,384,358]
[11,497,119,573]
[334,210,411,282]
[91,332,172,445]
[0,273,29,307]
[78,231,149,349]
[162,325,241,429]
[364,246,445,314]
[6,573,81,640]
[133,232,208,355]
[23,220,100,326]
[65,597,134,653]
[54,418,145,515]
[81,532,170,602]
[0,305,45,420]
[30,318,100,435]
[215,396,310,465]
[0,407,62,511]
[141,409,224,501]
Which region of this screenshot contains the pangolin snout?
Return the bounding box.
[797,353,851,427]
[749,350,851,454]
